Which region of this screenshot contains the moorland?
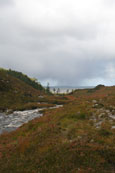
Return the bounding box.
[0,68,115,173]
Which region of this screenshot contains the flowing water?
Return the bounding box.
[0,105,63,134]
[0,109,43,134]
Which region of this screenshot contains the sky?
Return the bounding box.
[0,0,115,86]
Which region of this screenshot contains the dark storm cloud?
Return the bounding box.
[0,0,115,86]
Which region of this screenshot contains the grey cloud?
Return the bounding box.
[0,0,115,86]
[103,0,115,6]
[0,0,13,6]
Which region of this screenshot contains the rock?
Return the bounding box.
[92,100,97,104]
[90,139,94,143]
[108,113,112,116]
[109,120,113,123]
[95,121,103,128]
[77,136,82,139]
[92,104,99,108]
[106,110,110,113]
[93,104,104,109]
[38,95,44,98]
[109,115,115,120]
[6,109,13,114]
[98,113,105,118]
[86,101,90,103]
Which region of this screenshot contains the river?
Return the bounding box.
[0,105,63,134]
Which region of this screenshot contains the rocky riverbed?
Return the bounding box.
[0,105,63,134]
[0,109,43,134]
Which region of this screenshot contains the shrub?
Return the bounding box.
[98,128,112,136]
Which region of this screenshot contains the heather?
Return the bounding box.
[0,84,115,172]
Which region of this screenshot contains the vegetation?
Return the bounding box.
[7,69,44,91]
[87,84,105,93]
[0,69,43,111]
[0,80,115,172]
[45,82,51,95]
[0,69,66,111]
[0,68,115,172]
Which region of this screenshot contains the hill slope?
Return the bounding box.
[0,69,67,111]
[0,70,45,111]
[7,69,44,91]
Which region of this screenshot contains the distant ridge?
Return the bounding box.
[50,86,94,89]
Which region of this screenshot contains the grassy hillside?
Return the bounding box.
[0,69,68,112]
[0,85,115,172]
[7,69,44,91]
[0,70,45,111]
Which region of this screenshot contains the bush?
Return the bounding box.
[69,113,87,120]
[98,128,112,136]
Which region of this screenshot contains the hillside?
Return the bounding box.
[7,69,44,91]
[0,70,45,111]
[0,69,68,112]
[0,85,115,172]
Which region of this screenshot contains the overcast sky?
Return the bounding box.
[0,0,115,86]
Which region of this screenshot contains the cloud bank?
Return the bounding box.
[0,0,115,86]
